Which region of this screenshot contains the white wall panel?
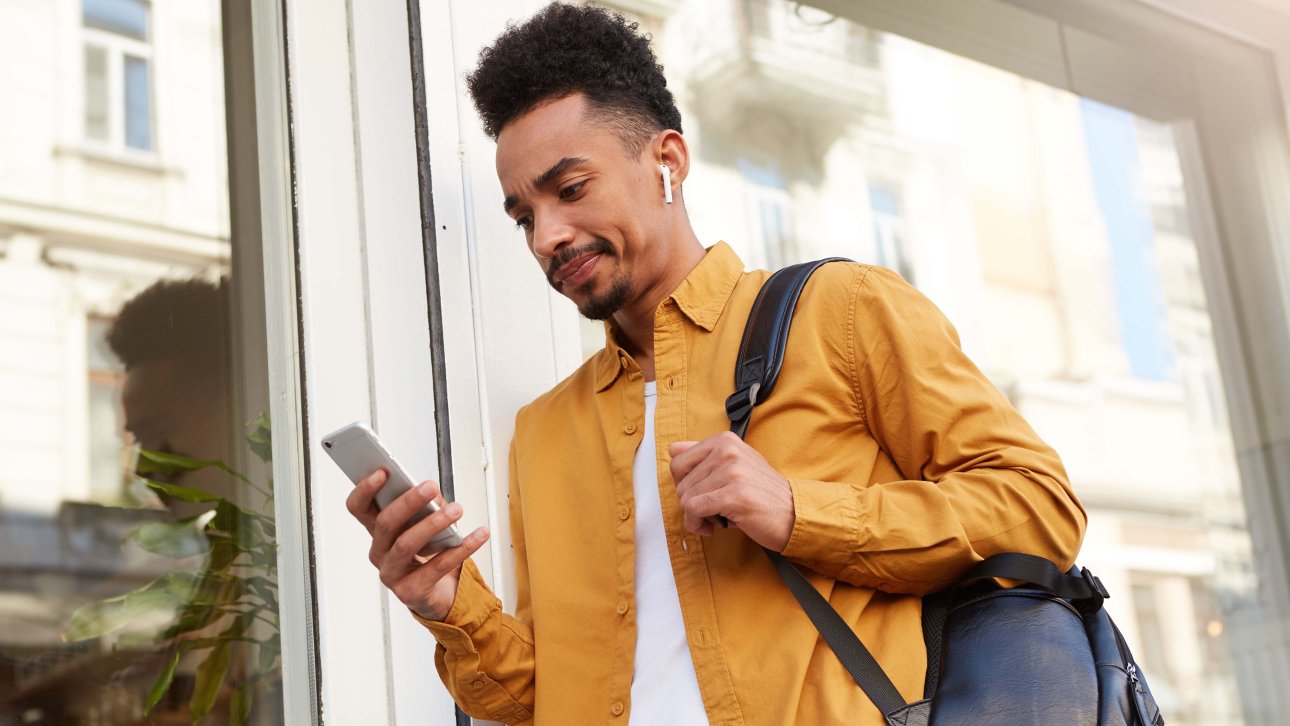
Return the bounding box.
[347,0,460,721]
[283,0,392,722]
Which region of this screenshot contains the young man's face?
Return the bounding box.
[123,357,234,509]
[496,93,669,320]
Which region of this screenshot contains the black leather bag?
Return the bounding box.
[727,259,1166,726]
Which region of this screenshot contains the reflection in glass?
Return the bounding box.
[84,45,109,143]
[582,2,1263,722]
[83,0,150,41]
[124,56,152,152]
[2,1,282,723]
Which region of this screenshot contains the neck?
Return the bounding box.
[611,227,706,381]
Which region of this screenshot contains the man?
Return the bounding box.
[346,4,1086,724]
[108,277,237,513]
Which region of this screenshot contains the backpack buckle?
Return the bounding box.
[1077,566,1109,614]
[724,382,762,425]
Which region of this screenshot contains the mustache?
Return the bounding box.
[546,239,615,287]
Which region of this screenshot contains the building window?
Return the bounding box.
[868,183,913,283]
[82,0,153,153]
[737,157,796,270]
[86,316,130,504]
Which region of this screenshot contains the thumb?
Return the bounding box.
[668,440,699,458]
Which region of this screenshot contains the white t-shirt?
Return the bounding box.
[629,381,709,725]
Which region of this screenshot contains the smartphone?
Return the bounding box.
[321,421,464,555]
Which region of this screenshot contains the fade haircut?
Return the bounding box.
[466,2,682,155]
[107,277,229,375]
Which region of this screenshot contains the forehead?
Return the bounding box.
[495,94,626,188]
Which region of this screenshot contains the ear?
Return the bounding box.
[656,129,691,194]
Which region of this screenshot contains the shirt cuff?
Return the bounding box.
[409,559,500,652]
[781,477,864,570]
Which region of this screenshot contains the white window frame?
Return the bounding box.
[82,23,155,156]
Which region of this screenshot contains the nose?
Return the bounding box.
[531,208,576,261]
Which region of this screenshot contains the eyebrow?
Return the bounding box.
[503,156,590,214]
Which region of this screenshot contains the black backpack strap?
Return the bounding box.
[727,258,910,717]
[725,258,848,438]
[958,552,1109,613]
[763,548,908,716]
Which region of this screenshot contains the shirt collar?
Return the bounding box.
[593,241,745,392]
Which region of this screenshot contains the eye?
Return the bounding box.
[559,181,587,200]
[515,215,533,231]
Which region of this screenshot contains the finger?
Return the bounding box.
[407,526,491,585]
[682,510,707,534]
[679,470,728,531]
[378,500,464,582]
[345,469,387,532]
[684,488,731,524]
[674,452,728,500]
[680,502,715,536]
[670,432,744,483]
[667,440,699,459]
[668,439,712,484]
[388,527,491,617]
[372,480,440,554]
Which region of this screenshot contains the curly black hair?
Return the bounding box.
[107,277,229,373]
[466,3,682,153]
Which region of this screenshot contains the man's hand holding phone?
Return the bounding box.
[345,470,490,621]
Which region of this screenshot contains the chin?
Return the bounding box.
[575,276,632,321]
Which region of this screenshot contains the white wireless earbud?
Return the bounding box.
[660,164,673,204]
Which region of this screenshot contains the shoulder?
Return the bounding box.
[798,260,936,320]
[792,259,887,319]
[513,350,605,439]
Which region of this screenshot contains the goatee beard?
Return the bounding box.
[546,238,630,321]
[577,275,631,321]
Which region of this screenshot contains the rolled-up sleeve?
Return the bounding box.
[781,265,1086,594]
[410,443,536,724]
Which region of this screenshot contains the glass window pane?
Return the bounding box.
[82,0,149,41]
[573,2,1272,722]
[123,55,152,151]
[84,45,109,142]
[4,2,287,723]
[87,380,126,501]
[87,318,124,374]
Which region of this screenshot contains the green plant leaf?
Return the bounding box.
[260,633,281,673]
[145,649,182,715]
[136,449,225,476]
[129,518,211,559]
[250,545,275,570]
[243,576,278,605]
[247,412,273,463]
[211,501,267,552]
[190,640,232,721]
[137,447,271,500]
[186,572,242,607]
[161,604,218,640]
[140,477,221,504]
[62,572,197,641]
[230,681,254,725]
[205,537,242,573]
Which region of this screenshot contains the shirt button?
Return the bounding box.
[681,538,691,552]
[623,422,637,435]
[616,600,630,615]
[611,701,625,716]
[471,679,484,689]
[617,506,630,521]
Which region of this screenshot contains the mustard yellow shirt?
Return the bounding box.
[417,242,1086,725]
